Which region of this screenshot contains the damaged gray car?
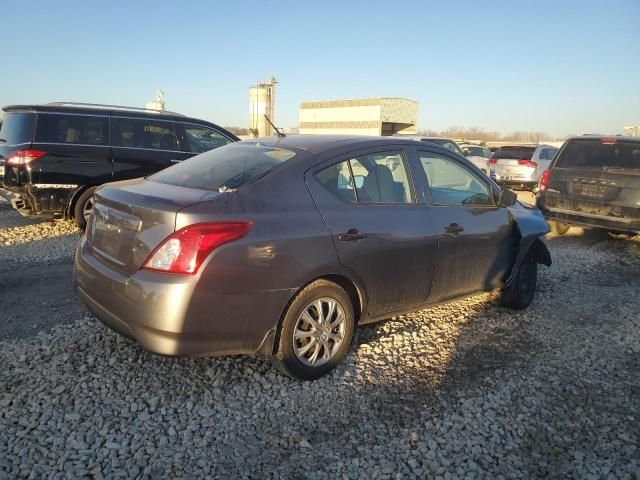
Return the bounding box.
[73,136,551,380]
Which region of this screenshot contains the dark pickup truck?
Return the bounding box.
[537,135,640,235]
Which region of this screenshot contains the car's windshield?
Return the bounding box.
[555,139,640,170]
[149,143,297,191]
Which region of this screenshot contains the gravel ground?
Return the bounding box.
[1,194,639,479]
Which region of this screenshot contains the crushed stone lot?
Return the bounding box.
[0,195,639,479]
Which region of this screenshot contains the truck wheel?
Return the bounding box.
[73,187,97,230]
[501,253,537,310]
[549,221,570,236]
[273,280,354,380]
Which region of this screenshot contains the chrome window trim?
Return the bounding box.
[0,141,32,147]
[110,145,183,153]
[36,111,109,119]
[32,142,111,148]
[111,115,174,123]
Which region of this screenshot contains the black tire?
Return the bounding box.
[549,220,570,236]
[501,255,538,310]
[73,187,97,230]
[273,280,355,380]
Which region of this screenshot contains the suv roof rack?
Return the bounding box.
[45,102,185,117]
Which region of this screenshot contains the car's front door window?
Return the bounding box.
[182,124,232,153]
[418,151,493,206]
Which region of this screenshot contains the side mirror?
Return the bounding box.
[498,189,517,207]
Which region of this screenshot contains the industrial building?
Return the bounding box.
[249,76,278,137]
[299,97,418,136]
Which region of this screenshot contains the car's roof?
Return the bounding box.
[245,134,421,154]
[496,144,556,149]
[566,135,640,143]
[2,103,239,140]
[5,103,205,124]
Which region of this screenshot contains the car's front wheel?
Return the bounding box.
[273,280,354,380]
[73,187,97,230]
[501,254,537,310]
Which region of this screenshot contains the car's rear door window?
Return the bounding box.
[179,123,233,153]
[418,151,493,206]
[350,153,413,203]
[315,161,357,202]
[316,151,414,204]
[111,117,179,151]
[35,113,108,146]
[0,112,36,145]
[149,143,296,191]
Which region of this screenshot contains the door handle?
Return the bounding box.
[338,228,367,242]
[170,159,184,163]
[444,223,464,235]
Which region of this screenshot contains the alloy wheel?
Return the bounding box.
[293,297,346,367]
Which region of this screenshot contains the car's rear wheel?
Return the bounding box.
[549,220,570,236]
[73,187,97,230]
[273,280,354,380]
[501,254,537,310]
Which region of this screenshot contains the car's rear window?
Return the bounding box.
[149,143,297,191]
[555,139,640,170]
[0,112,36,145]
[493,146,536,160]
[423,139,463,155]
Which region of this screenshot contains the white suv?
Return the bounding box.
[490,145,558,189]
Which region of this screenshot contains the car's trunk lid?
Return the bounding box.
[86,178,221,275]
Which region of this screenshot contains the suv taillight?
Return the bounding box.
[142,222,252,274]
[539,170,551,192]
[518,159,538,167]
[5,149,46,166]
[489,158,498,165]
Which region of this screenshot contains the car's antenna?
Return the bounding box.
[263,114,286,137]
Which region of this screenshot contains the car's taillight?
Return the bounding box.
[538,170,551,192]
[518,159,538,167]
[143,221,252,274]
[5,149,46,166]
[489,158,498,165]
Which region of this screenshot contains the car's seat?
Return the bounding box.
[362,164,397,202]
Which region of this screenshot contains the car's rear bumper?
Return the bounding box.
[73,237,295,357]
[541,205,640,234]
[492,169,540,187]
[2,184,75,216]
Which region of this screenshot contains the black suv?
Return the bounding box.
[0,103,238,228]
[537,135,640,235]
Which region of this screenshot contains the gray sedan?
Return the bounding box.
[73,136,551,380]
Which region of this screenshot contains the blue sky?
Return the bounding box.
[1,0,638,137]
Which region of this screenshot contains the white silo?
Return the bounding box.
[248,76,277,137]
[146,89,166,111]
